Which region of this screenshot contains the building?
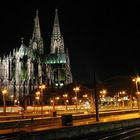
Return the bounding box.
[0,9,73,101]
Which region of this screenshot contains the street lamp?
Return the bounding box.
[10,95,14,112]
[39,84,46,115]
[35,91,40,113]
[14,99,17,105]
[83,94,88,98]
[99,89,107,107]
[118,91,126,108]
[100,89,107,97]
[63,93,68,111]
[35,96,40,103]
[35,96,40,113]
[50,99,55,111]
[132,77,140,92]
[132,76,140,112]
[2,89,7,116]
[35,91,41,97]
[55,96,60,106]
[73,86,80,110]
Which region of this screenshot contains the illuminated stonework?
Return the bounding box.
[0,9,73,100]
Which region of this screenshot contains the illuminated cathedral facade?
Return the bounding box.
[0,9,73,100]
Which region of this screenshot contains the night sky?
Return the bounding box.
[0,1,140,85]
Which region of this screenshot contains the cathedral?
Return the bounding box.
[0,9,73,101]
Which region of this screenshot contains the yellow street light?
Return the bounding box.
[100,89,107,98]
[2,89,7,116]
[119,91,126,95]
[132,77,140,93]
[35,96,40,113]
[63,93,68,98]
[63,93,68,111]
[55,96,60,100]
[35,91,40,96]
[50,98,55,111]
[39,84,46,115]
[65,99,69,111]
[100,89,107,95]
[35,91,40,107]
[14,99,17,105]
[118,91,126,108]
[99,89,107,107]
[132,76,140,113]
[73,86,80,110]
[83,94,88,98]
[39,85,46,90]
[100,89,107,99]
[10,95,14,112]
[35,96,40,100]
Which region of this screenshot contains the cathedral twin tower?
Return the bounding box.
[0,9,73,99]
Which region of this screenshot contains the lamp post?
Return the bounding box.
[39,84,46,115]
[73,86,80,111]
[14,99,17,105]
[2,89,7,116]
[93,72,99,121]
[63,93,68,111]
[132,77,140,112]
[99,89,107,108]
[55,96,60,106]
[10,95,14,112]
[35,91,40,113]
[50,98,55,111]
[118,91,126,108]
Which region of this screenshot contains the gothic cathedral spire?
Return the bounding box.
[32,10,41,40]
[50,9,64,54]
[30,9,44,54]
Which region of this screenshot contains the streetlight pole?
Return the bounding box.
[93,72,99,121]
[10,95,14,112]
[75,91,78,110]
[99,89,107,108]
[73,86,80,111]
[132,77,140,113]
[35,96,40,113]
[119,91,126,108]
[2,89,7,116]
[65,100,68,111]
[52,97,55,111]
[50,99,55,111]
[39,84,45,115]
[63,93,68,111]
